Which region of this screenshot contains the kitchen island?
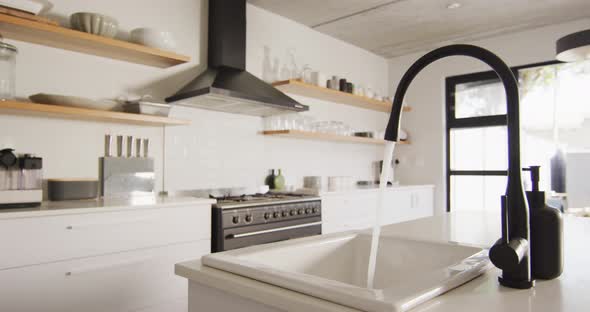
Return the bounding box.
[176,212,590,311]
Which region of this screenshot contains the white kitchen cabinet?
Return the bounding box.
[382,187,434,224]
[322,192,377,234]
[321,186,434,234]
[0,205,210,270]
[0,241,208,312]
[0,198,214,312]
[406,186,434,222]
[381,188,412,225]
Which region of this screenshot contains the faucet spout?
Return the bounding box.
[385,44,533,289]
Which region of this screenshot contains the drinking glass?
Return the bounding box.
[0,36,17,100]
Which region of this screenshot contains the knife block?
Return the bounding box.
[99,157,155,197]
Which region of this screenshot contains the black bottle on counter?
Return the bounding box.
[265,169,276,189]
[524,166,563,280]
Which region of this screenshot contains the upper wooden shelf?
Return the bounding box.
[0,14,190,68]
[272,79,411,113]
[0,100,190,126]
[262,130,410,145]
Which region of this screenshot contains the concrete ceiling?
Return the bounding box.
[248,0,590,58]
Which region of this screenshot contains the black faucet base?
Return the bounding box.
[498,277,535,289]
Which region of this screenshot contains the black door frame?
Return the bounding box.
[445,60,560,212]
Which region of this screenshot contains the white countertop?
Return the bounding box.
[0,196,215,219]
[176,212,590,311]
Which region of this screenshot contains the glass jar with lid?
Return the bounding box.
[0,34,17,100]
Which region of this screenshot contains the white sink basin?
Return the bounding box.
[203,232,491,312]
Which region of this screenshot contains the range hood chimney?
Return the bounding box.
[165,0,308,116]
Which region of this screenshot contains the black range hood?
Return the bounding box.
[165,0,308,116]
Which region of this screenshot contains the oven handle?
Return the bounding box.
[226,221,322,239]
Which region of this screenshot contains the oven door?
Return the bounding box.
[221,217,321,252]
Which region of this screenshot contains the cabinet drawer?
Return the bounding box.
[0,240,209,312]
[0,205,211,270]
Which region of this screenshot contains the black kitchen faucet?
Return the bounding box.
[384,44,534,289]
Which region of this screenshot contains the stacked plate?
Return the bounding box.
[29,94,121,111]
[0,0,52,15]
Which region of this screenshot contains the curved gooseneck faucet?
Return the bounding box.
[384,44,534,289]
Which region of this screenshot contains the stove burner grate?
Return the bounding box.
[210,192,309,203]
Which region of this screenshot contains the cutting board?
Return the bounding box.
[0,7,57,25]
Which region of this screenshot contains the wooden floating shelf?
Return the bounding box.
[272,79,412,113]
[0,100,190,126]
[0,14,190,68]
[262,130,410,145]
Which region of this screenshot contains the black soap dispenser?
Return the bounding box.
[524,166,563,280]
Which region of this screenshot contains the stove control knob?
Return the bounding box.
[282,211,288,217]
[245,215,253,223]
[290,210,296,216]
[232,216,240,224]
[297,209,303,215]
[273,211,280,218]
[305,208,312,214]
[312,208,319,214]
[264,213,271,220]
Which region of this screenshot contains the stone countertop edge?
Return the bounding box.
[0,196,216,220]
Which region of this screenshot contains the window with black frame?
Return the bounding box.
[446,71,508,213]
[444,60,590,213]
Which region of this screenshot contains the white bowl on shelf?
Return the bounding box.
[70,12,119,38]
[0,0,52,15]
[399,128,408,141]
[130,28,177,51]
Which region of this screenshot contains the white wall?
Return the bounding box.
[388,18,590,215]
[0,0,390,195]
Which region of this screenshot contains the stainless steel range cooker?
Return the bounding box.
[210,193,321,252]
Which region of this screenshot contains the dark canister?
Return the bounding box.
[346,82,353,93]
[339,78,347,92]
[48,179,99,201]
